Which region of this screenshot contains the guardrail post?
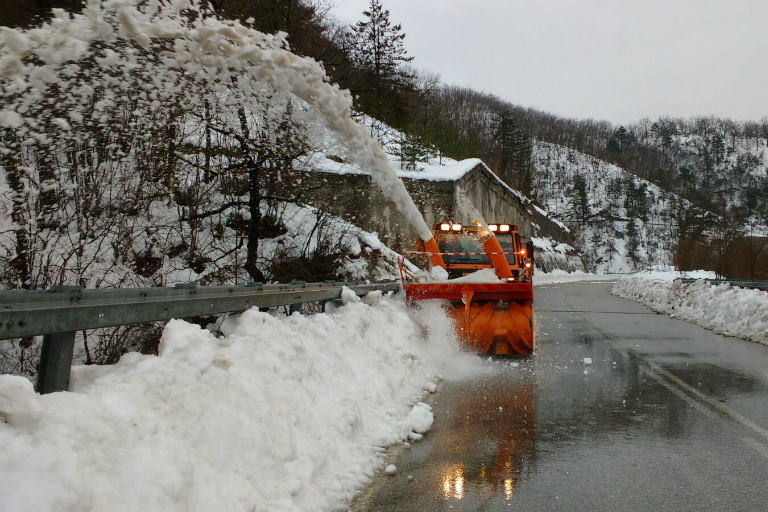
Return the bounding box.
[36,286,82,394]
[289,281,305,315]
[321,281,336,312]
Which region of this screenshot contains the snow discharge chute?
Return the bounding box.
[0,0,433,243]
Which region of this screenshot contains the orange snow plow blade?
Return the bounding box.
[403,281,534,355]
[446,298,533,355]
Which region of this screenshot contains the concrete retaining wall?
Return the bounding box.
[285,163,580,269]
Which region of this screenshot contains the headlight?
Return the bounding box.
[440,223,451,231]
[488,224,498,232]
[451,223,462,231]
[499,224,510,232]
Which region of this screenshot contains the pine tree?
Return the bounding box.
[393,131,435,171]
[607,137,621,154]
[493,111,533,195]
[349,0,414,118]
[570,174,590,223]
[702,147,714,184]
[711,134,725,166]
[614,125,629,152]
[677,166,695,196]
[626,219,640,265]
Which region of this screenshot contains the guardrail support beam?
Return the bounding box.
[36,330,76,394]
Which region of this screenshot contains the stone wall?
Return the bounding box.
[285,163,576,255]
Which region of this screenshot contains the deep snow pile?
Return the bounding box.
[612,274,768,345]
[0,200,416,377]
[0,291,456,512]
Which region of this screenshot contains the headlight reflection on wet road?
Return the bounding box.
[441,465,465,500]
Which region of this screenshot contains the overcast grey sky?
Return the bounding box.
[330,0,768,125]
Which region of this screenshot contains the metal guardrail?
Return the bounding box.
[675,278,768,292]
[0,280,400,394]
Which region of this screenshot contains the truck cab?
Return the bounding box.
[430,222,533,281]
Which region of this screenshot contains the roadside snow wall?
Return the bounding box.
[0,294,440,512]
[612,276,768,345]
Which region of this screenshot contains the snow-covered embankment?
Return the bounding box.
[0,290,446,512]
[612,274,768,345]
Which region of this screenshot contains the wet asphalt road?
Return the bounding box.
[355,281,768,511]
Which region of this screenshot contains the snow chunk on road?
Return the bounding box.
[583,357,593,365]
[364,290,383,306]
[384,464,398,475]
[408,402,434,433]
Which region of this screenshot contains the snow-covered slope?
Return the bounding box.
[533,141,694,273]
[627,118,768,213]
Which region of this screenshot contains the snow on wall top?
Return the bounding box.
[307,153,483,182]
[303,146,569,234]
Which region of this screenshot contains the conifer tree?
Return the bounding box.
[394,131,435,171]
[711,134,726,166]
[626,219,640,265]
[570,174,590,223]
[349,0,414,118]
[493,111,533,195]
[614,126,629,148]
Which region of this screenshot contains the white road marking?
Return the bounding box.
[743,438,768,459]
[629,348,768,443]
[641,368,719,419]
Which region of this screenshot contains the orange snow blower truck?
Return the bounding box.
[399,222,535,355]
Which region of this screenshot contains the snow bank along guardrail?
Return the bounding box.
[675,278,768,292]
[0,280,399,395]
[612,276,768,346]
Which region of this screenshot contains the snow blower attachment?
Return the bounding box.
[400,223,535,355]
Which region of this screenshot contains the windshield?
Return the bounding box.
[436,233,490,264]
[435,231,520,266]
